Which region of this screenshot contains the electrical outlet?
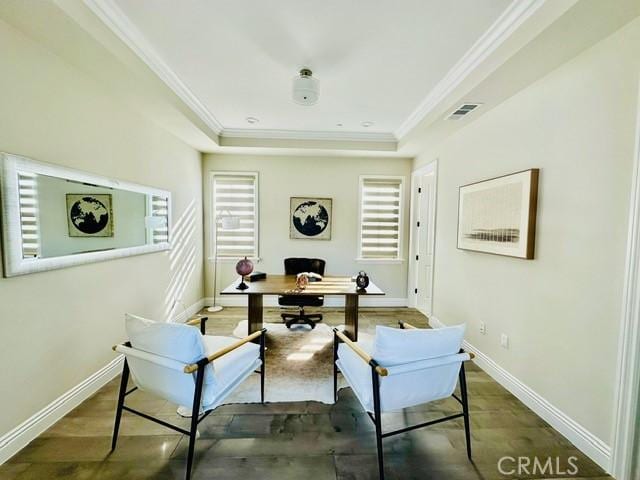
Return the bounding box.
[479,322,486,335]
[501,334,509,349]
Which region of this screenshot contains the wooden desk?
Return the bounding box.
[220,275,384,341]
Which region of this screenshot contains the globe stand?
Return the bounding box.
[236,276,249,290]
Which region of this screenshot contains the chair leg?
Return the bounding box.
[185,366,206,480]
[111,359,130,451]
[333,332,339,402]
[371,366,385,480]
[459,363,472,460]
[260,331,266,404]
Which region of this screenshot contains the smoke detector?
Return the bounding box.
[292,68,319,106]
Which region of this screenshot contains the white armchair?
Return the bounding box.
[111,314,266,480]
[333,321,473,480]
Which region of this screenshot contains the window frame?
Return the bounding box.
[209,171,259,261]
[357,174,405,263]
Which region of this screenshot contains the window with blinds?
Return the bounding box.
[359,176,403,260]
[212,172,258,258]
[150,196,169,244]
[18,172,40,258]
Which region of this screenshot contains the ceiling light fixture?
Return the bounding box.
[246,116,259,124]
[292,68,319,106]
[361,121,374,128]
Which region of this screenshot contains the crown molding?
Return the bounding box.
[394,0,547,139]
[83,0,224,135]
[221,128,397,143]
[83,0,547,147]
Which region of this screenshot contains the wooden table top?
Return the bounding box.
[220,275,385,296]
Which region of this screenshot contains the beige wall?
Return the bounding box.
[202,154,412,302]
[414,18,640,443]
[0,19,204,435]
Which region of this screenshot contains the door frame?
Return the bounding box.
[407,159,438,314]
[611,80,640,480]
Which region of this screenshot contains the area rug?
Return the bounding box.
[223,320,367,404]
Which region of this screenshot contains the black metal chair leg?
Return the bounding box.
[185,364,206,480]
[111,360,130,451]
[371,365,385,480]
[260,330,266,404]
[333,332,339,402]
[459,363,472,460]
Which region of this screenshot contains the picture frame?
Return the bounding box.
[66,193,114,237]
[290,197,332,240]
[457,169,539,259]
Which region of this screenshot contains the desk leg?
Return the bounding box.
[248,294,263,339]
[345,294,359,342]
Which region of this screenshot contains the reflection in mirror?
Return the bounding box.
[1,153,171,276]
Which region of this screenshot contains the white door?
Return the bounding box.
[409,162,437,315]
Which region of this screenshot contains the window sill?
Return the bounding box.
[208,256,261,263]
[355,257,405,264]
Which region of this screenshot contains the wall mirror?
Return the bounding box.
[0,153,171,277]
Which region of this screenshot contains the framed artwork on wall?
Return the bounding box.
[290,197,332,240]
[66,193,114,237]
[457,169,539,259]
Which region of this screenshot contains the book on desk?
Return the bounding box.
[246,271,267,282]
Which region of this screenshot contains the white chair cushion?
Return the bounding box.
[337,339,376,410]
[201,335,261,409]
[125,313,215,385]
[373,324,465,366]
[337,325,468,412]
[125,313,205,364]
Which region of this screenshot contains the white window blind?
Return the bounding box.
[18,172,40,258]
[359,176,403,259]
[150,196,169,244]
[212,173,258,258]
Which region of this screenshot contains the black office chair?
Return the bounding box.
[279,258,326,329]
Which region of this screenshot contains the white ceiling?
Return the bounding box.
[109,0,511,140]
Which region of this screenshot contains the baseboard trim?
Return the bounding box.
[429,315,612,472]
[173,298,206,323]
[0,355,124,465]
[205,296,409,308]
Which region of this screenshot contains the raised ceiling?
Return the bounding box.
[99,0,512,142]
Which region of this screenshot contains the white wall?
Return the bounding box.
[414,18,640,447]
[0,18,204,437]
[202,154,412,304]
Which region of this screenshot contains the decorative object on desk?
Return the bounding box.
[66,194,113,237]
[235,256,254,290]
[290,197,332,240]
[297,271,323,282]
[355,271,370,291]
[208,211,241,312]
[247,271,267,282]
[458,169,539,259]
[295,272,309,290]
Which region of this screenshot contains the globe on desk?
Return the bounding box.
[235,257,253,290]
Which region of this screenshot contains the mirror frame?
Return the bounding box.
[0,152,172,277]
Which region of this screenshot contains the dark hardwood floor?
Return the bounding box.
[0,308,611,479]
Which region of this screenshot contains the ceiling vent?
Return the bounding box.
[447,103,482,120]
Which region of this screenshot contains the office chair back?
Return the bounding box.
[284,257,326,276]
